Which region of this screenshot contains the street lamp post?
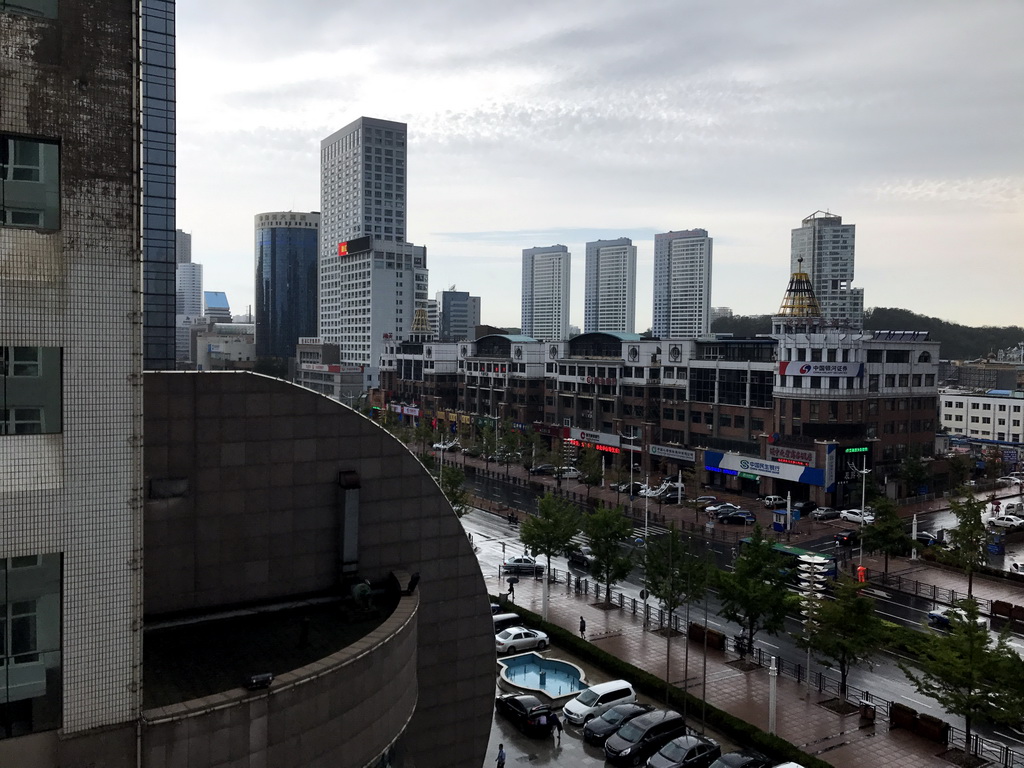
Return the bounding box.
[849,456,873,566]
[643,472,650,626]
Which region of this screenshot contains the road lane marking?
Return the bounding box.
[901,696,933,708]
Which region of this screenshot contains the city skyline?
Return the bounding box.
[177,1,1024,332]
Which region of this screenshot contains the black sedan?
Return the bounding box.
[582,702,653,746]
[495,693,554,737]
[708,749,773,768]
[833,529,858,546]
[648,733,722,768]
[717,510,756,525]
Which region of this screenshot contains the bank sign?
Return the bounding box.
[651,444,696,463]
[569,428,620,448]
[777,362,863,377]
[705,448,836,490]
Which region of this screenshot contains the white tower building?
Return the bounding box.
[652,229,713,338]
[790,211,863,329]
[521,245,571,341]
[584,238,636,333]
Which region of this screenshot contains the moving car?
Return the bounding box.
[495,627,549,654]
[762,495,786,509]
[431,440,459,451]
[567,545,596,568]
[707,750,773,768]
[604,709,688,765]
[647,733,722,768]
[658,490,688,505]
[809,506,840,520]
[990,515,1024,529]
[833,529,858,546]
[495,693,554,737]
[617,481,645,496]
[717,510,756,525]
[839,508,875,525]
[705,502,741,515]
[529,463,557,475]
[914,531,940,547]
[927,606,987,630]
[558,466,582,479]
[695,496,717,505]
[502,556,544,575]
[581,702,653,746]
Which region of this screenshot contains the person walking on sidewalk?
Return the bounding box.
[496,743,506,768]
[551,711,563,743]
[579,615,586,639]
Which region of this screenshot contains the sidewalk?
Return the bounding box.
[501,570,954,768]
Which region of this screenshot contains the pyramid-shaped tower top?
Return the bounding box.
[776,258,823,318]
[411,308,431,333]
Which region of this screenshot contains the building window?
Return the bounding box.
[0,136,60,230]
[1,346,62,435]
[0,553,62,739]
[0,0,57,18]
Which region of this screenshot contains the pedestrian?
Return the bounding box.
[508,581,515,601]
[551,711,563,743]
[496,743,506,768]
[579,615,586,639]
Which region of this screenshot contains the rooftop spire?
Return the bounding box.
[777,258,823,318]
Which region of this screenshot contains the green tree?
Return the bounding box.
[480,424,497,466]
[899,448,930,497]
[716,525,793,657]
[438,465,469,518]
[578,447,604,498]
[946,454,972,490]
[800,577,887,699]
[413,417,435,458]
[520,431,544,472]
[981,445,1006,480]
[520,494,581,580]
[644,525,709,620]
[900,599,1024,755]
[498,419,520,472]
[943,493,989,598]
[582,505,635,606]
[859,498,912,575]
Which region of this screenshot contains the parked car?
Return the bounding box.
[793,500,818,516]
[762,495,786,509]
[839,508,875,525]
[604,709,689,765]
[529,463,557,475]
[990,515,1024,529]
[647,733,722,768]
[707,750,773,768]
[695,495,717,505]
[567,545,596,568]
[490,602,503,615]
[1004,502,1024,515]
[495,627,549,654]
[706,502,741,515]
[927,606,987,630]
[581,702,653,746]
[495,693,554,737]
[558,466,582,479]
[718,510,756,525]
[809,506,840,520]
[431,440,459,451]
[914,531,940,547]
[502,556,544,575]
[659,490,688,505]
[998,476,1024,486]
[460,445,481,457]
[833,529,858,546]
[562,679,637,725]
[617,481,645,496]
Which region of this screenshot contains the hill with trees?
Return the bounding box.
[710,309,1024,361]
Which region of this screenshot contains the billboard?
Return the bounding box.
[704,451,827,487]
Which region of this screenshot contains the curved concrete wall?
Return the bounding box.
[142,594,419,768]
[142,371,495,768]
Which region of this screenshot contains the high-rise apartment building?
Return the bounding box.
[319,119,427,388]
[521,245,570,341]
[175,261,203,362]
[652,229,713,338]
[254,211,319,359]
[175,228,191,264]
[438,289,482,342]
[790,211,863,328]
[141,0,176,370]
[1,0,143,751]
[584,237,636,333]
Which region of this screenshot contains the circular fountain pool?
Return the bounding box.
[498,652,587,700]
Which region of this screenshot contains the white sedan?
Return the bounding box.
[495,627,549,654]
[839,509,875,525]
[558,467,581,479]
[706,502,741,515]
[998,476,1024,486]
[927,607,987,630]
[990,515,1024,529]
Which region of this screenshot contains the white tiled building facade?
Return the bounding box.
[584,237,636,334]
[521,244,571,341]
[652,229,713,338]
[940,387,1024,444]
[790,211,864,329]
[1,0,142,744]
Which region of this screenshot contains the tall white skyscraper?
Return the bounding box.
[175,261,203,361]
[319,118,426,388]
[652,229,713,338]
[521,245,571,341]
[584,238,636,333]
[790,211,863,328]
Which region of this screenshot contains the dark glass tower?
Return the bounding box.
[255,212,320,359]
[141,0,177,369]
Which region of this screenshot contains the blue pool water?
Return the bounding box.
[498,652,586,700]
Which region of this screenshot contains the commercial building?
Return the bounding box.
[790,211,864,329]
[175,228,191,263]
[203,290,232,322]
[254,210,320,359]
[175,260,203,362]
[940,387,1024,446]
[141,0,177,370]
[521,244,571,341]
[652,229,713,339]
[438,288,482,342]
[584,237,636,334]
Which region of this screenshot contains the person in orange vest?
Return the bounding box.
[856,565,867,583]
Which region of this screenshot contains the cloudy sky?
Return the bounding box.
[176,0,1024,331]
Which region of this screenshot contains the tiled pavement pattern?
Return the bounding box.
[501,572,955,767]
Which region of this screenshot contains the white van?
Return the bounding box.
[492,613,522,634]
[561,679,636,725]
